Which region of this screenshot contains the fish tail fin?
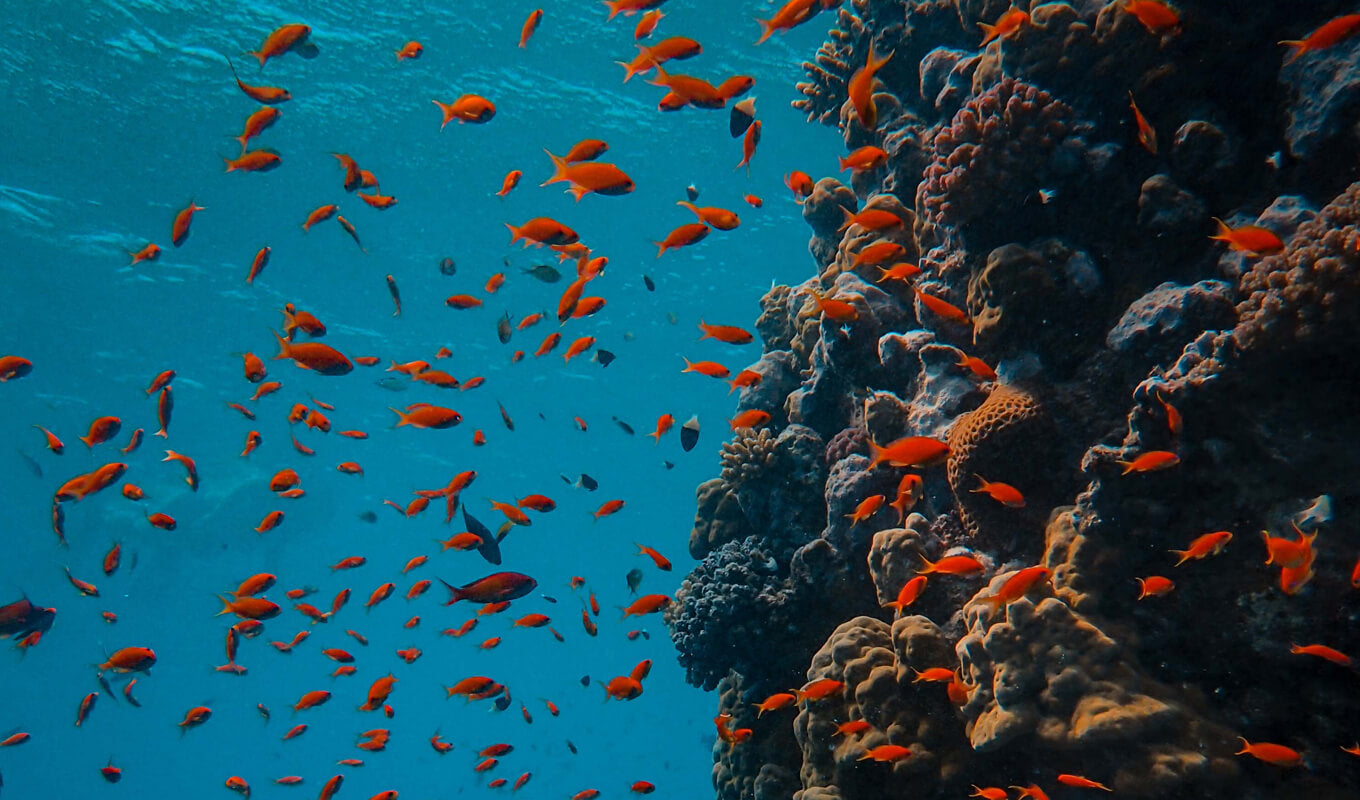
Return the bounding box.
[541,149,569,186]
[870,43,894,73]
[215,595,235,617]
[1278,41,1305,65]
[653,240,668,258]
[1168,549,1190,567]
[388,407,410,428]
[271,329,291,361]
[754,17,775,45]
[676,200,700,218]
[697,319,712,340]
[838,205,856,231]
[1210,217,1231,239]
[437,577,462,605]
[977,22,998,45]
[602,0,620,21]
[1234,737,1251,755]
[504,222,521,246]
[1115,459,1134,475]
[917,554,936,574]
[837,155,850,172]
[79,435,93,449]
[247,50,266,68]
[866,436,884,469]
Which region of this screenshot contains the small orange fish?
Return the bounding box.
[224,149,282,173]
[1281,14,1360,63]
[1135,575,1174,599]
[971,475,1025,507]
[729,409,770,430]
[838,145,888,172]
[884,575,927,614]
[1289,643,1351,666]
[171,201,205,247]
[1169,530,1232,566]
[867,436,949,469]
[1116,450,1179,474]
[1123,0,1180,35]
[1128,92,1157,154]
[1209,217,1284,256]
[129,242,161,265]
[918,554,983,576]
[519,8,543,48]
[593,499,626,520]
[806,288,859,322]
[1056,775,1110,792]
[432,95,496,128]
[847,43,893,129]
[977,566,1051,609]
[654,222,710,256]
[395,41,423,61]
[636,543,672,570]
[785,170,814,200]
[1235,737,1303,768]
[846,494,886,525]
[792,678,844,703]
[978,8,1029,45]
[635,9,663,38]
[497,170,522,197]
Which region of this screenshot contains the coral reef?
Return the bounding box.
[674,1,1360,798]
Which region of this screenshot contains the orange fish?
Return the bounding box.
[840,207,903,231]
[785,170,814,200]
[1209,217,1284,256]
[729,409,770,430]
[918,554,984,576]
[1169,530,1232,566]
[755,0,832,44]
[1056,775,1110,791]
[888,473,923,523]
[679,202,740,231]
[744,193,763,207]
[395,41,423,60]
[1116,450,1179,474]
[247,23,313,68]
[593,499,626,520]
[792,678,844,703]
[635,543,671,571]
[621,593,669,618]
[0,356,33,382]
[977,566,1050,609]
[32,424,64,454]
[80,415,124,447]
[954,352,996,380]
[1123,1,1181,35]
[1289,643,1351,666]
[507,217,579,247]
[847,42,892,129]
[913,286,970,324]
[233,106,280,153]
[971,475,1025,507]
[302,204,338,231]
[227,57,290,103]
[1281,14,1360,63]
[867,436,950,469]
[358,191,398,209]
[884,575,927,614]
[736,119,761,173]
[1128,92,1157,154]
[727,369,762,394]
[519,8,543,48]
[635,9,663,38]
[224,149,282,173]
[433,95,496,128]
[497,170,522,197]
[681,357,729,378]
[129,242,161,265]
[273,331,353,375]
[838,145,888,172]
[162,449,199,490]
[170,200,205,247]
[806,288,859,321]
[858,744,912,762]
[978,8,1029,45]
[1135,575,1174,599]
[846,494,886,525]
[654,222,710,256]
[1235,738,1303,768]
[563,335,596,364]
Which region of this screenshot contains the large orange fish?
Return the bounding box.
[1281,14,1360,63]
[273,331,353,375]
[542,150,635,200]
[433,95,496,128]
[847,43,892,129]
[438,572,537,605]
[247,24,315,68]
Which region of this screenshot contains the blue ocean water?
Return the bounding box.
[0,0,842,796]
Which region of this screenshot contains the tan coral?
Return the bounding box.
[721,427,777,485]
[945,383,1055,540]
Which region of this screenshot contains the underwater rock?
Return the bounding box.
[756,284,797,352]
[1105,280,1237,366]
[1281,34,1360,160]
[792,615,972,800]
[1136,173,1206,234]
[804,178,858,269]
[966,239,1101,370]
[736,350,802,425]
[689,478,753,561]
[1236,179,1360,352]
[918,47,978,115]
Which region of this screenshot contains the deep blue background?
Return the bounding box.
[0,0,843,796]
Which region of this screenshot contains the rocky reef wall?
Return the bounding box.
[666,1,1360,798]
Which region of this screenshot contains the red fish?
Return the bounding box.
[519,8,543,48]
[978,8,1029,45]
[396,41,423,60]
[171,201,205,247]
[247,24,313,68]
[847,43,892,129]
[227,57,290,103]
[1281,14,1360,63]
[433,95,496,128]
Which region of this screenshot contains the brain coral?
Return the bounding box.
[945,383,1056,545]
